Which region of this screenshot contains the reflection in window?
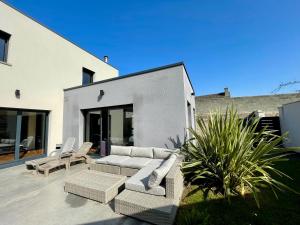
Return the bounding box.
[109,107,133,146]
[82,68,94,86]
[0,110,17,164]
[19,111,47,159]
[0,30,10,62]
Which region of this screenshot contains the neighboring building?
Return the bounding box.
[196,88,300,119]
[0,1,195,168]
[63,62,195,153]
[279,101,300,148]
[196,88,300,138]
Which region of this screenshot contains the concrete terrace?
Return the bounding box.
[0,164,149,225]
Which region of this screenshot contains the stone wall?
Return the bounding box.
[196,93,300,118]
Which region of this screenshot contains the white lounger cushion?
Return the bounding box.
[95,155,130,166]
[61,137,76,154]
[110,145,132,156]
[126,159,165,196]
[119,157,152,169]
[153,148,173,159]
[131,147,153,158]
[148,154,177,188]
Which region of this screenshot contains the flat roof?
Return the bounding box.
[0,0,118,70]
[64,62,195,93]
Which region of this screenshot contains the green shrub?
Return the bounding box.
[181,107,296,207]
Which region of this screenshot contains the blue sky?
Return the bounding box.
[6,0,300,96]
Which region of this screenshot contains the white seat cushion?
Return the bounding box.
[95,155,130,166]
[148,154,177,188]
[110,145,132,156]
[119,157,152,169]
[131,147,153,158]
[125,159,165,196]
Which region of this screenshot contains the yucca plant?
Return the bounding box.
[181,107,296,207]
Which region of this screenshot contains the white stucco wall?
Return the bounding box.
[63,64,195,149]
[0,1,118,154]
[182,67,196,131]
[279,101,300,149]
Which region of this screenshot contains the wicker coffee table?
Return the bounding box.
[64,170,126,203]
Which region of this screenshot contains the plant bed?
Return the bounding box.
[176,156,300,225]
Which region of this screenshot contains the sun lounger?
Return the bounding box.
[68,142,93,167]
[25,137,75,169]
[35,158,69,176]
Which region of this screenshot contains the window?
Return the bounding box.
[82,68,94,86]
[0,30,10,63]
[0,108,48,165]
[19,111,47,160]
[187,101,192,128]
[0,110,17,163]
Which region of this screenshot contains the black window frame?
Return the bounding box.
[82,68,95,86]
[0,30,11,63]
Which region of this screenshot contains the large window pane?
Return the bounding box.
[0,110,17,164]
[0,38,6,62]
[82,68,94,86]
[0,30,10,62]
[19,111,46,159]
[109,109,124,145]
[124,108,134,146]
[109,107,133,146]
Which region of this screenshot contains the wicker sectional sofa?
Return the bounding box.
[89,145,184,225]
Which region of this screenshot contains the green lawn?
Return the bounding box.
[176,154,300,225]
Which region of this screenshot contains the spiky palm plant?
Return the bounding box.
[181,107,296,207]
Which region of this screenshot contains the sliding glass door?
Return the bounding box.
[0,108,48,166]
[84,105,133,155]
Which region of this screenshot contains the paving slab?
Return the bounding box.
[0,164,149,225]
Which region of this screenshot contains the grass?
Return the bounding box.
[176,154,300,225]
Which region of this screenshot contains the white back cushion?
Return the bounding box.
[131,147,153,158]
[148,154,177,188]
[153,147,174,159]
[110,145,132,156]
[61,137,75,153]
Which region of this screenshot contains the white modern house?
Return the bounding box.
[63,62,195,155]
[0,1,195,168]
[279,101,300,149]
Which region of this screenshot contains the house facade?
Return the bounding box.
[0,1,118,167]
[0,1,195,167]
[63,63,195,154]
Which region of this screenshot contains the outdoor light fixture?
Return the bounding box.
[15,89,20,99]
[98,89,105,101]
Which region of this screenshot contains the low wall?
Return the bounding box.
[279,101,300,148]
[196,93,300,118]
